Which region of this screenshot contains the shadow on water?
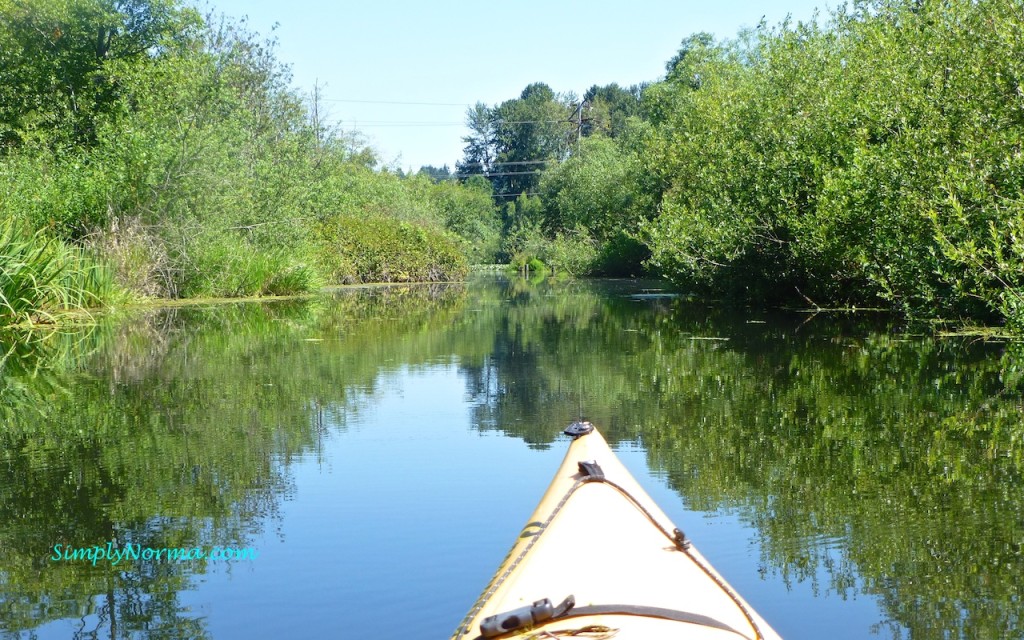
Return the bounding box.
[1,276,1022,638]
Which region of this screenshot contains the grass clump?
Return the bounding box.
[174,233,321,299]
[1,219,118,326]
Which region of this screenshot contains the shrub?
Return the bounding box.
[315,213,468,284]
[85,217,174,298]
[544,231,599,277]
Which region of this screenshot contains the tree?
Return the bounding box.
[456,102,494,178]
[0,0,198,150]
[664,32,717,86]
[417,164,451,183]
[581,83,643,138]
[476,83,576,200]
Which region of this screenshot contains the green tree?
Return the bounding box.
[581,83,643,139]
[490,83,573,198]
[430,175,500,263]
[456,101,494,178]
[633,0,1024,328]
[417,164,452,182]
[539,135,648,274]
[1,0,491,315]
[0,0,198,150]
[459,84,576,202]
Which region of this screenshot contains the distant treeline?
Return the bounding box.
[0,0,500,325]
[457,0,1024,331]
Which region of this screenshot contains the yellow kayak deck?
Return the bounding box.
[452,423,782,640]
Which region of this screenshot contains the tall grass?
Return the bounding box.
[0,219,117,326]
[173,232,321,299]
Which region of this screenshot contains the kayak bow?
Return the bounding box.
[452,421,782,640]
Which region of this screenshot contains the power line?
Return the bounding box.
[346,120,463,124]
[460,160,552,167]
[317,98,471,106]
[497,120,570,125]
[338,119,569,127]
[348,122,464,127]
[454,170,543,178]
[491,192,541,199]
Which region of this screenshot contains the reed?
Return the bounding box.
[0,219,116,326]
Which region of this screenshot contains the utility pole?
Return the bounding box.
[575,100,584,150]
[311,81,322,151]
[570,94,591,154]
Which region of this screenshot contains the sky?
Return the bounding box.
[198,1,834,172]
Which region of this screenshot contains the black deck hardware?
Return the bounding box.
[578,459,605,480]
[673,528,691,550]
[564,420,594,438]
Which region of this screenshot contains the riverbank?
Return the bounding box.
[0,1,497,329]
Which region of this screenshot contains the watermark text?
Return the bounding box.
[51,543,259,566]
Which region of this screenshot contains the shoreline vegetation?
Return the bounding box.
[2,0,1022,334]
[0,0,493,328]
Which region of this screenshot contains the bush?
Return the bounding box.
[85,217,174,298]
[593,230,650,276]
[637,0,1024,328]
[315,213,468,284]
[544,231,599,277]
[430,176,501,263]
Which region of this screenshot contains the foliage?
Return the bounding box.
[0,0,200,150]
[307,164,491,275]
[417,164,452,183]
[170,231,319,298]
[453,0,1023,327]
[635,0,1024,328]
[499,194,546,261]
[539,135,650,274]
[460,87,653,276]
[82,216,173,297]
[315,213,468,284]
[0,0,499,321]
[428,175,501,263]
[541,230,599,277]
[457,83,576,200]
[456,102,493,179]
[0,218,117,325]
[581,83,644,139]
[541,136,632,240]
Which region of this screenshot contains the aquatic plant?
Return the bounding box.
[0,218,116,325]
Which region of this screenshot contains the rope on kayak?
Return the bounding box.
[584,473,765,640]
[454,464,765,640]
[454,472,592,640]
[527,625,618,639]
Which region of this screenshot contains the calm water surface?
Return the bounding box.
[1,277,1022,639]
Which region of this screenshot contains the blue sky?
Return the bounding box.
[198,1,834,172]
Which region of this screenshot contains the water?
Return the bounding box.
[1,277,1022,639]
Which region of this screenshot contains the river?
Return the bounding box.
[1,276,1021,639]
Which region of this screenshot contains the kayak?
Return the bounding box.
[451,421,783,640]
